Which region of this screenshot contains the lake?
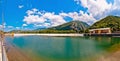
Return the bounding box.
[5,35,120,61]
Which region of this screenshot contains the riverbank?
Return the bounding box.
[14,34,84,37]
[98,50,120,61]
[5,39,32,61]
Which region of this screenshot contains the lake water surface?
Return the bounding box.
[5,36,120,61]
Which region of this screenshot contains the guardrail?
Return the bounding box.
[2,45,8,61]
[0,40,8,61]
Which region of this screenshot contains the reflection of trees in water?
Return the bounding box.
[62,36,120,59]
[85,36,120,50]
[64,37,80,58]
[111,37,120,45]
[64,37,98,61]
[84,37,112,50]
[105,37,120,52]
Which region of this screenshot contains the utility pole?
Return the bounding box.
[1,0,8,61]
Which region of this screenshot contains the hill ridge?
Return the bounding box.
[90,15,120,32]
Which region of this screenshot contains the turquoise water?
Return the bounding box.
[5,36,120,61]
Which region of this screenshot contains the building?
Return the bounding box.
[89,28,111,34]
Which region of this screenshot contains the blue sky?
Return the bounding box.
[0,0,119,31]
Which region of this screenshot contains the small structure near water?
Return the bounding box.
[89,28,111,34]
[84,28,115,36]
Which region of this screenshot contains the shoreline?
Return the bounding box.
[13,33,84,37]
[5,39,32,61]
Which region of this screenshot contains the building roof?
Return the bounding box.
[89,28,111,31]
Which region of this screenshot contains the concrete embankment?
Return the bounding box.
[14,34,84,37]
[0,41,2,61]
[7,33,120,37]
[0,40,8,61]
[84,33,120,37]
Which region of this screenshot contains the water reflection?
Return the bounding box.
[5,36,120,61]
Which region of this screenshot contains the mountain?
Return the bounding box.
[35,28,47,30]
[90,16,120,32]
[47,21,89,32]
[10,21,89,33]
[9,30,23,33]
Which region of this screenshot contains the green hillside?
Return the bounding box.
[48,21,89,32]
[90,16,120,32]
[9,21,89,33]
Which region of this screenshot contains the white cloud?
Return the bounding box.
[74,0,120,22]
[26,8,39,15]
[44,23,51,27]
[24,8,96,28]
[77,0,112,19]
[112,0,120,10]
[34,23,51,27]
[60,11,96,25]
[16,27,20,30]
[42,12,66,26]
[59,12,68,17]
[24,15,46,24]
[0,23,6,29]
[7,26,14,29]
[5,26,14,31]
[0,25,3,29]
[18,5,24,8]
[22,24,27,27]
[0,25,16,31]
[23,0,120,28]
[109,0,120,16]
[23,9,66,27]
[32,8,38,12]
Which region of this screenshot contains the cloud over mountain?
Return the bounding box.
[23,8,66,28]
[74,0,120,19]
[23,0,120,28]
